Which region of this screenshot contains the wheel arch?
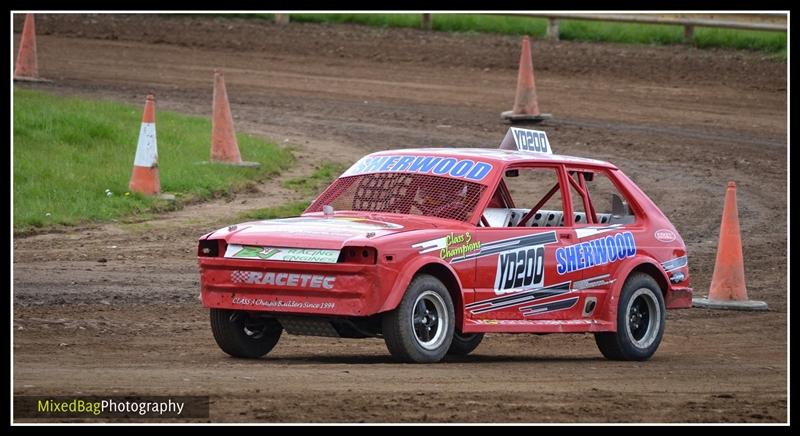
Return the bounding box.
[605,257,669,330]
[378,257,465,328]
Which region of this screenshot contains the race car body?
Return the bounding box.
[198,128,692,363]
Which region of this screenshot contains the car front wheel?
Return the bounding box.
[447,331,484,356]
[210,309,283,358]
[382,274,455,363]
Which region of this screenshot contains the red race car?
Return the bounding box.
[198,128,692,363]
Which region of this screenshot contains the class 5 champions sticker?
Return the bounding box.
[225,245,340,264]
[412,232,482,261]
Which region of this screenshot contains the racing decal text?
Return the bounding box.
[511,128,551,153]
[343,155,493,181]
[231,297,336,310]
[654,229,677,243]
[413,232,556,264]
[225,245,341,264]
[441,232,481,260]
[228,246,280,260]
[451,232,557,263]
[494,246,545,293]
[230,271,336,289]
[555,232,637,275]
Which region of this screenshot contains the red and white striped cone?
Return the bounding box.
[129,94,161,196]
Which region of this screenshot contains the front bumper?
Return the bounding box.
[199,257,394,317]
[666,286,693,309]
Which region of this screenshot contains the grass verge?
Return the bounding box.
[236,200,311,222]
[13,89,294,234]
[218,13,786,56]
[237,162,345,221]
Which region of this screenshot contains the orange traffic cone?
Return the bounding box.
[693,182,767,311]
[129,95,161,196]
[501,36,551,123]
[14,14,43,81]
[210,69,259,167]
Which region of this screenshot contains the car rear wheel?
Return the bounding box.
[595,273,665,361]
[382,274,455,363]
[447,331,484,356]
[210,309,283,358]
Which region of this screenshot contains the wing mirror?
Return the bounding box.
[611,193,628,216]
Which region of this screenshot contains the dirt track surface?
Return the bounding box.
[13,14,787,423]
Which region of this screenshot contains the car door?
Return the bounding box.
[468,164,582,321]
[562,167,641,318]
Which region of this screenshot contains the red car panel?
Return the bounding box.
[198,129,691,342]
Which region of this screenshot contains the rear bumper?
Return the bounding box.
[198,257,394,317]
[666,286,693,309]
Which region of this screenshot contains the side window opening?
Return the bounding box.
[481,167,565,228]
[567,177,589,226]
[557,170,598,226]
[582,170,637,225]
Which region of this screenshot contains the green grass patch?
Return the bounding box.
[237,162,345,221]
[290,13,548,35]
[216,13,786,55]
[559,20,682,45]
[282,162,346,197]
[693,27,787,54]
[13,89,294,233]
[237,200,311,222]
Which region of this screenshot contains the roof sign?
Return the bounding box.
[499,127,552,154]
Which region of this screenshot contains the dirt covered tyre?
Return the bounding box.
[382,274,455,363]
[595,273,665,361]
[447,331,484,356]
[210,309,283,358]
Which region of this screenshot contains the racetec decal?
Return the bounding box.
[230,270,335,289]
[555,232,637,275]
[342,155,493,182]
[225,245,340,264]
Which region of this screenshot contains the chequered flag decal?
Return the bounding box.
[231,270,249,283]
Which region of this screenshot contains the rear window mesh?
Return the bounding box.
[306,173,486,222]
